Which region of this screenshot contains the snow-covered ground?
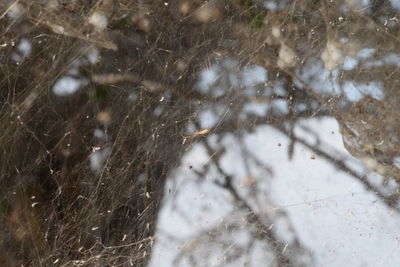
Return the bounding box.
[149,117,400,267]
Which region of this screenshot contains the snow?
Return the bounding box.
[343,81,384,101]
[89,147,111,171]
[356,48,376,59]
[199,109,219,129]
[299,58,341,96]
[241,65,267,86]
[343,56,359,70]
[149,117,400,267]
[52,76,86,96]
[389,0,400,11]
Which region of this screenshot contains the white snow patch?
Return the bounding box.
[53,77,87,96]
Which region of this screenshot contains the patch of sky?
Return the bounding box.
[53,77,87,96]
[241,65,268,86]
[343,81,384,101]
[299,57,341,95]
[343,56,358,70]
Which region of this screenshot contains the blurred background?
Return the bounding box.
[1,0,400,266]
